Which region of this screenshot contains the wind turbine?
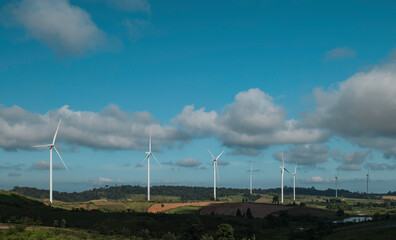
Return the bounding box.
[366,170,370,194]
[292,162,297,201]
[142,128,160,201]
[32,119,68,204]
[249,163,254,194]
[335,172,339,198]
[280,149,289,204]
[208,149,223,201]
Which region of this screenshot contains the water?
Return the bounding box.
[333,216,373,223]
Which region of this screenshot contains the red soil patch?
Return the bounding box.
[94,201,126,207]
[148,202,219,213]
[383,196,396,200]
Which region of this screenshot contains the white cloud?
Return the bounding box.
[29,160,64,170]
[175,158,200,168]
[173,88,328,154]
[366,163,396,171]
[90,177,123,185]
[324,47,356,60]
[0,104,189,151]
[333,151,369,171]
[305,62,396,157]
[274,144,329,166]
[303,176,333,183]
[1,0,110,56]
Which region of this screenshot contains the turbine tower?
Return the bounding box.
[208,149,223,201]
[366,170,370,194]
[292,162,297,201]
[142,128,160,201]
[32,119,68,204]
[335,172,339,198]
[249,163,254,194]
[280,149,289,204]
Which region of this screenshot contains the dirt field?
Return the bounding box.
[255,197,273,203]
[148,202,218,213]
[94,201,126,207]
[382,196,396,200]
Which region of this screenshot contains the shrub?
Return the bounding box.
[216,223,235,240]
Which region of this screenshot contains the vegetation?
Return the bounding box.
[11,185,380,203]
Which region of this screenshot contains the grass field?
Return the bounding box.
[163,205,203,214]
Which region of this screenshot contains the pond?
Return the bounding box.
[333,216,373,223]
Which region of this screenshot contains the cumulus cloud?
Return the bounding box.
[366,163,396,171]
[175,158,201,168]
[324,47,356,60]
[1,0,111,56]
[334,151,370,171]
[89,177,123,185]
[8,172,21,177]
[0,104,188,151]
[274,144,329,166]
[29,160,64,170]
[303,176,333,183]
[173,88,328,155]
[305,62,396,158]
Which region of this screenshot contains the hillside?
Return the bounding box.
[11,185,378,202]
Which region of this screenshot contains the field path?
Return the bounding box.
[148,202,220,213]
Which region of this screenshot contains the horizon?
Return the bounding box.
[1,0,396,194]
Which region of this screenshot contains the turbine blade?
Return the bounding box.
[207,149,215,159]
[149,127,152,153]
[54,147,68,171]
[141,154,149,164]
[32,144,52,148]
[216,150,224,160]
[52,118,61,145]
[284,168,290,173]
[151,153,161,166]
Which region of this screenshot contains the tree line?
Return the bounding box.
[10,185,379,202]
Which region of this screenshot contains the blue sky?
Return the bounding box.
[1,0,396,193]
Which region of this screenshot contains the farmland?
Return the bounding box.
[2,187,396,239]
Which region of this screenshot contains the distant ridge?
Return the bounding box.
[10,185,382,202]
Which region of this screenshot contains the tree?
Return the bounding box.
[216,224,235,240]
[60,218,67,228]
[201,235,214,240]
[162,232,177,240]
[246,208,253,218]
[236,208,242,217]
[336,209,344,217]
[272,196,279,205]
[186,224,204,240]
[53,219,59,228]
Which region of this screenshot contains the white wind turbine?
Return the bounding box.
[249,163,254,194]
[366,170,370,194]
[32,119,68,204]
[208,149,223,201]
[335,172,339,198]
[292,162,297,201]
[280,149,289,204]
[142,128,160,201]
